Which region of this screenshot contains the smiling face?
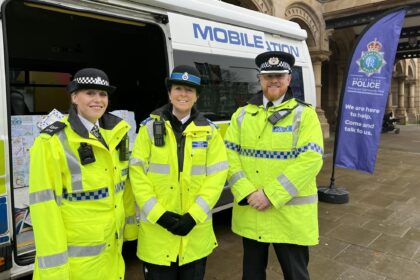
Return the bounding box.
[168,84,198,120]
[71,89,108,123]
[259,73,291,101]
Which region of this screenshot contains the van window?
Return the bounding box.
[174,50,305,121]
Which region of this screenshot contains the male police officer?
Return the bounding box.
[224,51,324,280]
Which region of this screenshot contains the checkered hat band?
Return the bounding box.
[259,61,291,71]
[75,76,109,86]
[170,72,201,85]
[225,141,323,159]
[63,187,109,201]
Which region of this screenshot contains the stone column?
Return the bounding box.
[311,51,330,138]
[395,75,407,124]
[386,91,393,114]
[406,79,417,123]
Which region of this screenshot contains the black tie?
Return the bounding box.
[266,101,274,109]
[91,125,107,148]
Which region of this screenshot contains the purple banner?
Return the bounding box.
[335,9,406,174]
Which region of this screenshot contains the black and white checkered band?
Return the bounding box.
[74,76,110,86]
[63,187,109,201]
[259,61,291,71]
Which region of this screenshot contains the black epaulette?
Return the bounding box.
[295,98,312,107]
[40,121,66,136]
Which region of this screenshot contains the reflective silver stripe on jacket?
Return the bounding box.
[57,131,83,192]
[207,161,228,175]
[29,189,56,205]
[146,120,154,142]
[277,174,298,196]
[148,163,170,174]
[192,161,228,176]
[114,182,125,194]
[130,157,147,172]
[38,251,68,268]
[142,197,157,218]
[126,215,137,224]
[130,157,145,167]
[292,105,304,149]
[191,165,205,175]
[68,244,106,257]
[229,171,246,187]
[286,194,318,205]
[118,227,124,239]
[196,196,211,215]
[121,168,128,177]
[237,107,246,127]
[139,211,147,222]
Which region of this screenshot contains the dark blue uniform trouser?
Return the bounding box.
[143,257,207,280]
[242,237,310,280]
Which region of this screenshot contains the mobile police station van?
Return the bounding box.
[0,0,315,277]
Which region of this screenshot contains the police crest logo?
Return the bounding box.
[182,72,189,80]
[356,38,386,77]
[268,57,279,65]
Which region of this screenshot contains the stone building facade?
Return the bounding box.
[224,0,420,137]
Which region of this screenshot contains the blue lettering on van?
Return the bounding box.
[193,23,264,49]
[265,41,300,58]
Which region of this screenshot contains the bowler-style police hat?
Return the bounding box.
[255,51,295,74]
[67,68,116,94]
[165,65,201,94]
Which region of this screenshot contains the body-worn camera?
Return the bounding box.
[153,120,165,147]
[118,134,130,161]
[78,143,96,165]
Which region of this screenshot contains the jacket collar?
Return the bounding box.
[248,87,294,106]
[151,103,209,127]
[68,105,123,138]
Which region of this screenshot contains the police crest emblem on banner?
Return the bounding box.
[356,38,386,77]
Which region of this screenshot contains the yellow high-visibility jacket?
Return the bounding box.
[224,91,323,245]
[129,105,228,266]
[29,108,137,280]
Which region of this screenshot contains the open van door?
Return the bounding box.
[0,0,171,277]
[0,0,20,277]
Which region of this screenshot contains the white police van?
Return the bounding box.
[0,0,315,277]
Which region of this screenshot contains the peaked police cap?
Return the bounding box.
[165,65,202,93]
[255,51,295,74]
[67,68,116,94]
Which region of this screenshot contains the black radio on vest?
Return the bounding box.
[153,120,165,147]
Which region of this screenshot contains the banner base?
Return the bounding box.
[318,187,349,204]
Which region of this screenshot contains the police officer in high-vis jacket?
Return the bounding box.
[224,51,324,280]
[29,68,138,279]
[129,65,228,280]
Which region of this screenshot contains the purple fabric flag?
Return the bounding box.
[334,9,406,174]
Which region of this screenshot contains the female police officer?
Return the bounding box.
[29,68,137,279]
[129,65,228,280]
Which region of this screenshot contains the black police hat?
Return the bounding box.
[255,51,295,74]
[67,68,116,94]
[165,65,202,93]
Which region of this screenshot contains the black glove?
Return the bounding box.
[238,197,249,206]
[156,211,181,231]
[170,213,196,236]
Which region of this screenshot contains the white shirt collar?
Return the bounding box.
[78,114,99,132]
[263,94,285,108]
[172,109,191,124]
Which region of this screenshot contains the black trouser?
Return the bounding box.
[143,257,207,280]
[242,237,310,280]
